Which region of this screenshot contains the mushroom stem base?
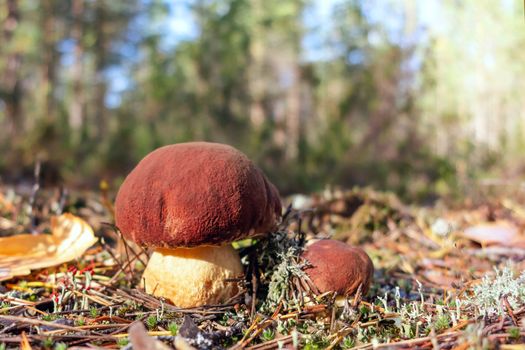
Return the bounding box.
[141,245,243,308]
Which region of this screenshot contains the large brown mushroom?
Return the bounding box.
[301,239,374,296]
[115,142,281,307]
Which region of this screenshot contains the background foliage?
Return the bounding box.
[0,0,524,199]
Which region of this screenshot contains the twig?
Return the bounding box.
[246,335,294,350]
[0,314,82,332]
[502,295,519,327]
[29,160,41,234]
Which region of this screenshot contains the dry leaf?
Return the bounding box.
[460,221,522,247]
[129,322,172,350]
[422,269,457,288]
[0,213,97,281]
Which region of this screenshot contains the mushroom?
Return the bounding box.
[115,142,281,307]
[301,239,374,297]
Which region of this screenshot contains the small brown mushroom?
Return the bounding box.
[301,239,374,296]
[115,142,281,307]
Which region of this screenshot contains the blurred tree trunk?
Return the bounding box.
[357,49,401,155]
[69,0,85,134]
[93,1,107,141]
[0,0,22,137]
[248,0,265,131]
[39,0,57,121]
[285,65,301,160]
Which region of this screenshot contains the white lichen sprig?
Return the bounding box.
[466,264,525,318]
[256,227,307,311]
[266,248,309,308]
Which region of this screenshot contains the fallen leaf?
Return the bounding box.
[422,269,457,288]
[129,322,171,350]
[0,213,97,280]
[459,221,522,247]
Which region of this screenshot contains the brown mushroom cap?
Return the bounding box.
[115,142,281,248]
[301,239,374,296]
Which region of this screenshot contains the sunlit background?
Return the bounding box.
[0,0,523,200]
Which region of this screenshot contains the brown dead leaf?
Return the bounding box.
[0,213,97,281]
[459,221,524,247]
[422,269,458,288]
[129,322,172,350]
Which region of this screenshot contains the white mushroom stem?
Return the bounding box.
[141,245,243,308]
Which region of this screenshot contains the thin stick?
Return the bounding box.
[29,160,41,234]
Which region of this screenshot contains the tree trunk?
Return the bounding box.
[69,0,85,134]
[0,0,23,137]
[285,65,301,160]
[93,1,107,142]
[39,0,57,121]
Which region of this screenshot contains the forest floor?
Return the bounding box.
[0,184,525,349]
